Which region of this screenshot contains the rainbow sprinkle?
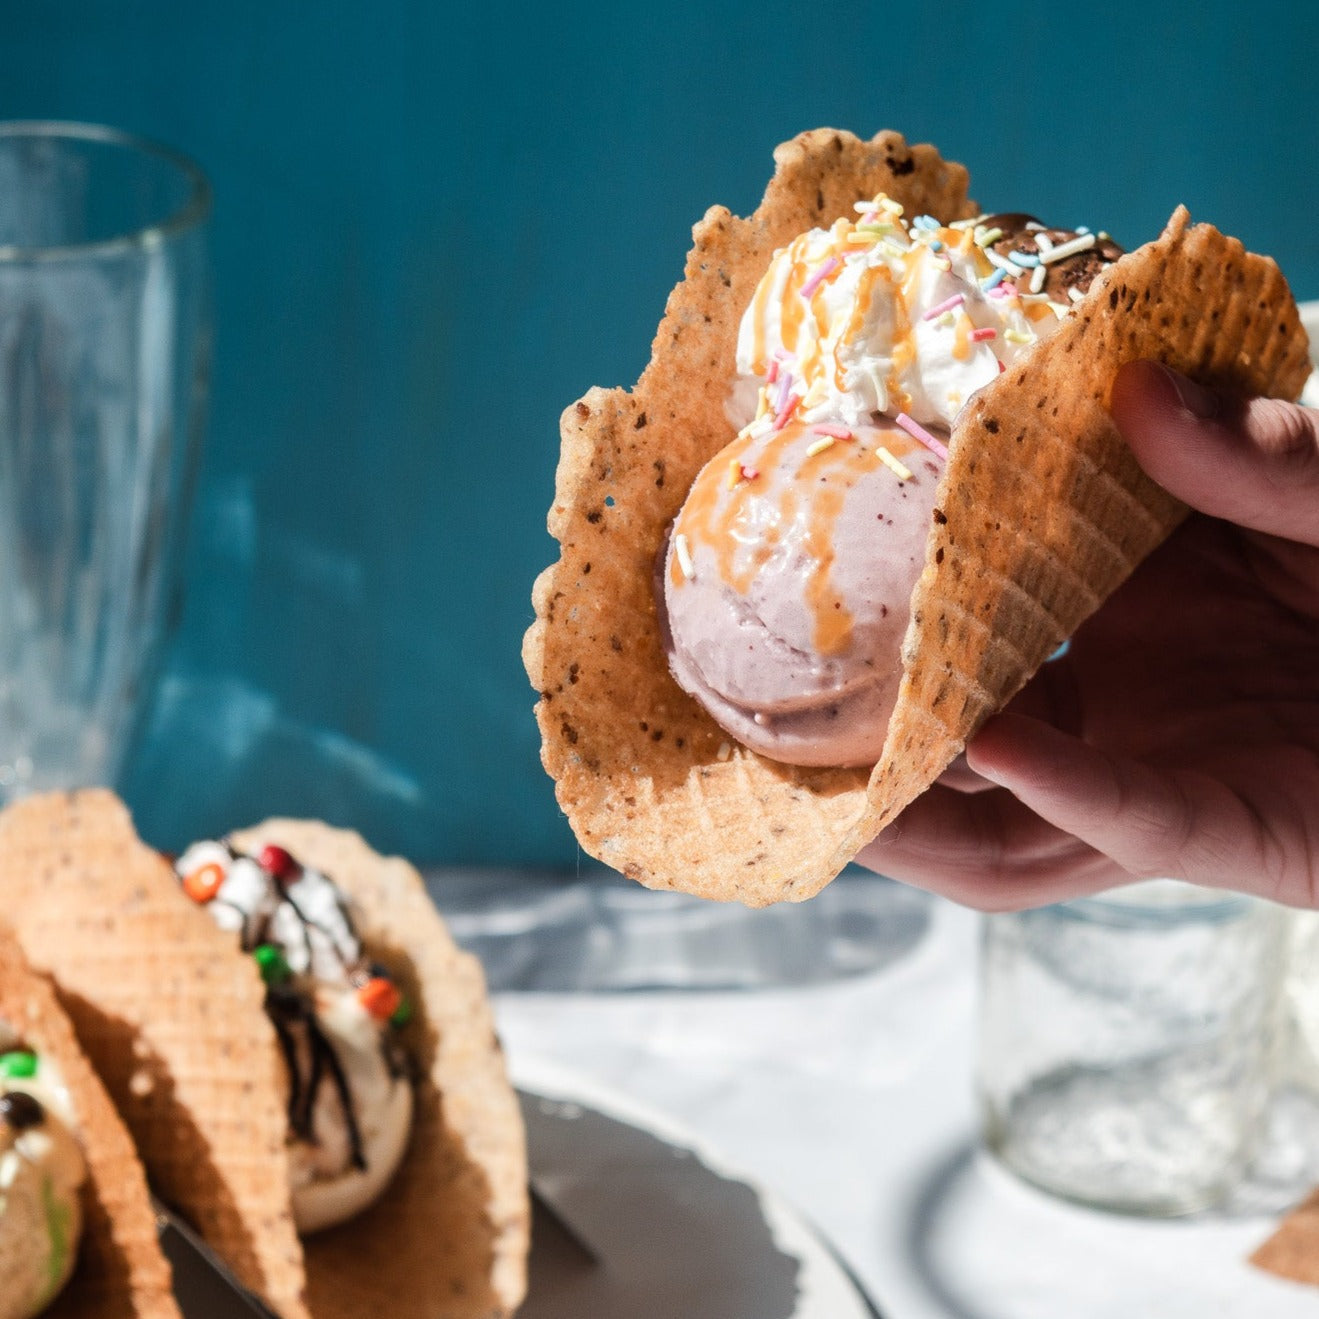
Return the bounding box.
[894,413,949,461]
[811,423,852,439]
[1040,232,1097,264]
[772,395,799,430]
[980,267,1008,292]
[800,256,839,300]
[875,446,913,481]
[806,437,835,457]
[674,533,694,580]
[970,326,998,342]
[923,293,965,321]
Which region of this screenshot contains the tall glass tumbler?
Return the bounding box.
[0,123,211,799]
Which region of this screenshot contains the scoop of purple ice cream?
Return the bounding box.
[661,417,941,767]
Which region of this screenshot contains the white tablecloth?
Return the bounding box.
[467,886,1319,1318]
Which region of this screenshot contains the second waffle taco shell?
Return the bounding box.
[523,127,1311,907]
[0,790,528,1319]
[0,923,179,1319]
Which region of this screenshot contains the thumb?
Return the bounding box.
[1111,359,1319,546]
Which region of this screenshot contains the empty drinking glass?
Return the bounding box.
[0,122,211,799]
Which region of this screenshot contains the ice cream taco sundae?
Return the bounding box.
[0,925,177,1319]
[0,791,528,1319]
[524,127,1311,906]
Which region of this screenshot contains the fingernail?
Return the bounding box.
[1156,363,1218,418]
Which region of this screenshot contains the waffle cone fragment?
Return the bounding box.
[0,924,179,1319]
[229,819,529,1319]
[0,792,529,1319]
[1252,1187,1319,1286]
[524,127,1311,907]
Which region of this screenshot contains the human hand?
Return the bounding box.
[857,359,1319,910]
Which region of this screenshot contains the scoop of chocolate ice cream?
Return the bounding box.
[981,212,1124,300]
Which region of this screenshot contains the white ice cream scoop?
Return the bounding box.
[174,839,413,1235]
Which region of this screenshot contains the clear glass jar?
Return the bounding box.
[977,881,1285,1215]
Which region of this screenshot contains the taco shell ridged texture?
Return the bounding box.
[0,923,180,1319]
[523,127,1311,907]
[0,790,309,1318]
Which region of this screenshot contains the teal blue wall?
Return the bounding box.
[5,2,1316,862]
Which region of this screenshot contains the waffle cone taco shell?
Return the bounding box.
[0,790,528,1319]
[0,923,179,1319]
[523,127,1311,907]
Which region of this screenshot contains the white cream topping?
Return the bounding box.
[731,206,1072,435]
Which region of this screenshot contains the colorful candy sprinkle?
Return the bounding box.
[358,977,403,1023]
[0,1050,37,1080]
[258,844,300,883]
[183,861,226,904]
[800,256,839,300]
[253,943,291,984]
[894,413,950,461]
[922,293,965,322]
[875,446,913,481]
[1039,232,1096,265]
[771,394,799,431]
[389,997,413,1029]
[674,533,694,580]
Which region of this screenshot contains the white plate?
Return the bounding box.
[514,1055,881,1319]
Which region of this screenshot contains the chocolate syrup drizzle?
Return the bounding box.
[266,985,367,1171]
[200,841,407,1176]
